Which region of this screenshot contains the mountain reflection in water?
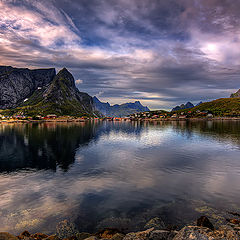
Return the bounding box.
[0,120,240,234]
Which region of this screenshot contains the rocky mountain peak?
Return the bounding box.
[54,68,75,88]
[231,89,240,98]
[172,101,194,112]
[93,97,150,117]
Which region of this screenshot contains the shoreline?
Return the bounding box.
[1,215,239,240]
[1,117,240,124]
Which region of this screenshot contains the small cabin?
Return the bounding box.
[46,114,57,119]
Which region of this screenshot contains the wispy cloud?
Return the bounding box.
[0,0,240,109]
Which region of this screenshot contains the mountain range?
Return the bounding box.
[172,101,202,112]
[0,66,150,117]
[171,89,240,116]
[93,96,150,117]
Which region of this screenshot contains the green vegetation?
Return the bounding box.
[0,102,94,118]
[0,68,99,118]
[176,98,240,117]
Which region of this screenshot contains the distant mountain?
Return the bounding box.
[0,66,98,117]
[230,89,240,98]
[172,102,194,112]
[0,66,55,109]
[93,97,150,117]
[93,96,111,115]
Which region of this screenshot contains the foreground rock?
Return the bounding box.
[196,216,214,230]
[173,225,239,240]
[56,220,78,239]
[144,217,166,230]
[1,215,240,240]
[0,232,18,240]
[123,227,177,240]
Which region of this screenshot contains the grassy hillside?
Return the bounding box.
[0,101,95,117]
[179,98,240,117]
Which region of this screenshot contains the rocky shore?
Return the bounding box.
[1,216,239,240]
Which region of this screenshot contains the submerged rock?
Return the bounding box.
[96,217,132,232]
[75,233,92,240]
[197,216,214,230]
[144,217,165,230]
[56,220,78,239]
[0,232,18,240]
[111,233,125,240]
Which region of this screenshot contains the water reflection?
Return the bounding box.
[0,120,240,234]
[0,121,145,172]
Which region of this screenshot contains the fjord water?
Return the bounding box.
[0,121,240,234]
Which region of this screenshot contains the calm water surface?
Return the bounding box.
[0,120,240,234]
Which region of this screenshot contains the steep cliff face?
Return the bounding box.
[20,68,95,116]
[0,66,56,109]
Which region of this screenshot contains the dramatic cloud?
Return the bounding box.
[0,0,240,109]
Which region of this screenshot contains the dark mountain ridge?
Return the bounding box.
[0,66,56,109]
[0,66,97,117]
[172,102,195,112]
[20,68,95,116]
[93,96,150,117]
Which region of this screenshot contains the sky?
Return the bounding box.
[0,0,240,110]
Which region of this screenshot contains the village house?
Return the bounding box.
[46,114,57,119]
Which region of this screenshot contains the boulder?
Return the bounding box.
[19,232,31,238]
[18,231,31,239]
[197,216,214,230]
[84,237,99,240]
[123,228,154,240]
[123,228,175,240]
[226,219,240,225]
[95,229,121,239]
[63,236,78,240]
[144,217,165,230]
[76,233,92,240]
[43,235,60,240]
[0,232,18,240]
[173,226,213,240]
[111,233,125,240]
[56,220,78,239]
[31,233,48,239]
[149,230,177,240]
[173,225,239,240]
[209,225,239,240]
